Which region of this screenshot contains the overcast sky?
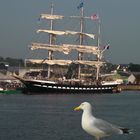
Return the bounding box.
[0,0,140,64]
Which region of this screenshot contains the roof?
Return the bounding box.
[0,72,16,80]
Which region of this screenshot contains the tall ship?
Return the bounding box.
[15,2,120,94]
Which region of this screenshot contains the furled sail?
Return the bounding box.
[73,60,104,67]
[37,29,95,39]
[63,44,100,55]
[37,30,66,35]
[43,60,72,66]
[26,59,103,67]
[65,30,95,39]
[25,59,45,64]
[26,59,72,66]
[30,43,99,55]
[30,43,70,54]
[40,14,64,20]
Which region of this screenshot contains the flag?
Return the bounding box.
[91,14,99,20]
[38,15,41,22]
[77,2,84,9]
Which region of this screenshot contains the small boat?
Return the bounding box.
[15,2,120,94]
[0,87,4,92]
[0,87,21,94]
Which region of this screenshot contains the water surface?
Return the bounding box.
[0,91,139,140]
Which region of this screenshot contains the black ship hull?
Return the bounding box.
[18,77,120,94]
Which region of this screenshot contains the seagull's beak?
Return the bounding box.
[74,106,81,111]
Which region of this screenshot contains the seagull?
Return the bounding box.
[74,102,132,140]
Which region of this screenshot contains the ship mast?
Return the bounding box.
[27,3,104,81]
[48,3,54,78]
[96,16,101,81]
[78,6,84,79]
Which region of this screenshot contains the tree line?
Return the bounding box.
[0,56,24,67]
[0,56,140,72]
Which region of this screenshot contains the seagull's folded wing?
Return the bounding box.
[94,118,122,135]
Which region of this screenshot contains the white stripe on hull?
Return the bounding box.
[33,84,114,91]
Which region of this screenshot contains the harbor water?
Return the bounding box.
[0,91,139,140]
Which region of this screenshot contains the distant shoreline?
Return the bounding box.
[118,84,140,91]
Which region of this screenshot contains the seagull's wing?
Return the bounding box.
[93,118,122,135]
